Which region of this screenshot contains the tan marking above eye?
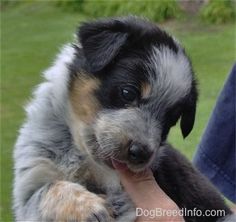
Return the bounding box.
[141,82,151,98]
[69,74,101,123]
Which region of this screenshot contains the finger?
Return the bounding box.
[112,159,158,204]
[111,159,155,186]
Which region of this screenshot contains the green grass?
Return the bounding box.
[1,2,235,221]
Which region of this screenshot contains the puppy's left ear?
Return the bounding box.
[180,85,198,138]
[78,19,128,72]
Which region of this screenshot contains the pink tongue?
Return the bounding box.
[111,159,128,170]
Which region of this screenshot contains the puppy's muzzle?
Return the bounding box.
[128,141,153,165]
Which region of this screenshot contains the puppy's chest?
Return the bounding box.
[73,159,122,195]
[76,164,135,220]
[64,151,135,219]
[61,147,120,192]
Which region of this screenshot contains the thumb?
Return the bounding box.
[112,160,159,205]
[112,160,184,222]
[111,159,155,184]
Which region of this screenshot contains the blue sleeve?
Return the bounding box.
[193,64,236,203]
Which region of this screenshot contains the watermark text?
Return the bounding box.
[136,207,226,219]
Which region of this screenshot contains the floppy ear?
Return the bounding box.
[180,86,198,138]
[78,19,128,72]
[180,105,196,138]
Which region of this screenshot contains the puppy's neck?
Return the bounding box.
[68,104,121,191]
[87,157,121,192]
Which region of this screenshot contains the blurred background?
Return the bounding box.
[1,0,235,220]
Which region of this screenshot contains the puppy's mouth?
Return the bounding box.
[104,158,128,170]
[104,157,153,173]
[111,159,128,170]
[93,133,155,172]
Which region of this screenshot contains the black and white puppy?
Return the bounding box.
[13,16,234,221]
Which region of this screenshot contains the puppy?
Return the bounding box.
[13,16,234,221]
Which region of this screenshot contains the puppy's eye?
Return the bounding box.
[120,86,139,103]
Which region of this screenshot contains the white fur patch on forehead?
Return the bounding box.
[149,46,193,105]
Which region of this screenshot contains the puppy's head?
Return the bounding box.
[69,17,197,171]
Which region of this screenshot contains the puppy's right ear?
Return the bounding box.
[180,83,198,138]
[78,19,128,72]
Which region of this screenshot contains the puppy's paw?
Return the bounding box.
[107,191,136,221]
[40,181,114,221]
[87,210,114,222]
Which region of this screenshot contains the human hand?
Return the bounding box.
[112,160,184,222]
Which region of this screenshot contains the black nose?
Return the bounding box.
[128,142,152,164]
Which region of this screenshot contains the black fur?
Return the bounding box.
[181,81,198,138]
[78,16,178,73]
[152,144,232,221]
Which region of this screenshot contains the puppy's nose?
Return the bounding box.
[128,142,152,164]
